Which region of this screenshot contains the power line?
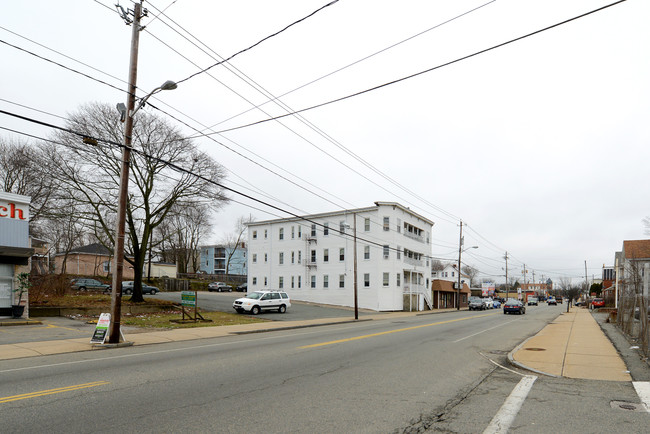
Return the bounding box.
[200,0,627,137]
[173,0,340,87]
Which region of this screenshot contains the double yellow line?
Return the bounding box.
[0,381,110,404]
[300,312,497,349]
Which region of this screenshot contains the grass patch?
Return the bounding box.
[32,292,176,308]
[121,309,268,329]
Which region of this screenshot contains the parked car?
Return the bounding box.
[503,299,526,315]
[71,278,110,292]
[556,296,563,304]
[591,298,605,308]
[483,298,494,309]
[468,297,486,311]
[527,297,538,306]
[233,290,291,314]
[121,281,158,295]
[547,297,557,306]
[208,281,231,292]
[236,283,247,292]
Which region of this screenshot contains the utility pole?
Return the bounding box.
[353,213,358,320]
[584,260,589,298]
[457,221,463,310]
[522,264,527,300]
[504,251,509,301]
[532,270,536,294]
[109,1,144,344]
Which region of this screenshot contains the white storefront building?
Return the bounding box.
[246,202,434,311]
[0,192,33,318]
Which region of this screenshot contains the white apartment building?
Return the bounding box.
[246,202,434,311]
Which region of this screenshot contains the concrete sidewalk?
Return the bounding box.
[509,306,631,382]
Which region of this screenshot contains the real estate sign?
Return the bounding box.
[90,312,111,344]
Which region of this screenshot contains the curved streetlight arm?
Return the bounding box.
[130,80,177,118]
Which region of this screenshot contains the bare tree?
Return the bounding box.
[431,260,445,271]
[643,216,650,236]
[45,102,228,301]
[156,202,213,275]
[0,138,57,235]
[462,265,479,287]
[221,215,254,284]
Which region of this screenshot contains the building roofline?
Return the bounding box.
[247,202,434,227]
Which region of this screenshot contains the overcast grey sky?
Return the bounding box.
[2,0,648,284]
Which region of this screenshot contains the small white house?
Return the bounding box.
[246,202,434,311]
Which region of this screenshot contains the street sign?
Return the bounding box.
[181,291,196,307]
[90,312,111,344]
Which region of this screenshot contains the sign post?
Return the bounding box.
[178,291,207,323]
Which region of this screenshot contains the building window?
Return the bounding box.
[279,228,284,240]
[397,219,401,233]
[298,251,302,264]
[252,277,257,285]
[103,261,111,272]
[383,272,389,286]
[279,277,284,289]
[339,248,345,261]
[298,226,302,238]
[311,275,316,288]
[383,217,389,231]
[291,226,295,239]
[264,229,268,239]
[364,218,370,231]
[264,253,268,263]
[252,254,257,263]
[279,252,284,265]
[364,245,370,260]
[339,274,345,288]
[264,277,268,286]
[291,251,295,264]
[253,230,257,239]
[311,224,317,237]
[323,249,329,262]
[324,223,329,236]
[364,273,370,287]
[311,250,316,263]
[340,221,346,234]
[291,276,295,289]
[397,246,401,259]
[323,275,329,288]
[383,245,389,259]
[396,274,401,287]
[451,271,455,277]
[298,276,301,288]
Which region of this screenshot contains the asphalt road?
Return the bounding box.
[3,305,647,433]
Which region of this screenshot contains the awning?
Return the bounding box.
[0,245,35,265]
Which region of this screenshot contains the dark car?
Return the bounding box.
[71,278,110,292]
[547,297,557,306]
[121,281,158,295]
[468,297,486,311]
[591,298,605,308]
[236,283,247,292]
[503,299,526,315]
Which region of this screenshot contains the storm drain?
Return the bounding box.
[610,401,647,412]
[524,347,546,351]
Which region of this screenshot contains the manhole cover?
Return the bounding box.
[524,347,546,351]
[610,401,646,412]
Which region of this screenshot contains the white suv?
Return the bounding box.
[233,290,291,314]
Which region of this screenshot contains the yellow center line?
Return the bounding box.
[0,381,110,404]
[299,312,498,348]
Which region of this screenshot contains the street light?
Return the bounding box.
[457,245,478,310]
[108,80,176,344]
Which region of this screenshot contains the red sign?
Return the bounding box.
[0,202,27,220]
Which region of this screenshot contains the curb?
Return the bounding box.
[507,335,559,378]
[0,320,43,327]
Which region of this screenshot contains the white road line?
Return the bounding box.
[483,375,537,434]
[453,319,518,343]
[633,381,650,412]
